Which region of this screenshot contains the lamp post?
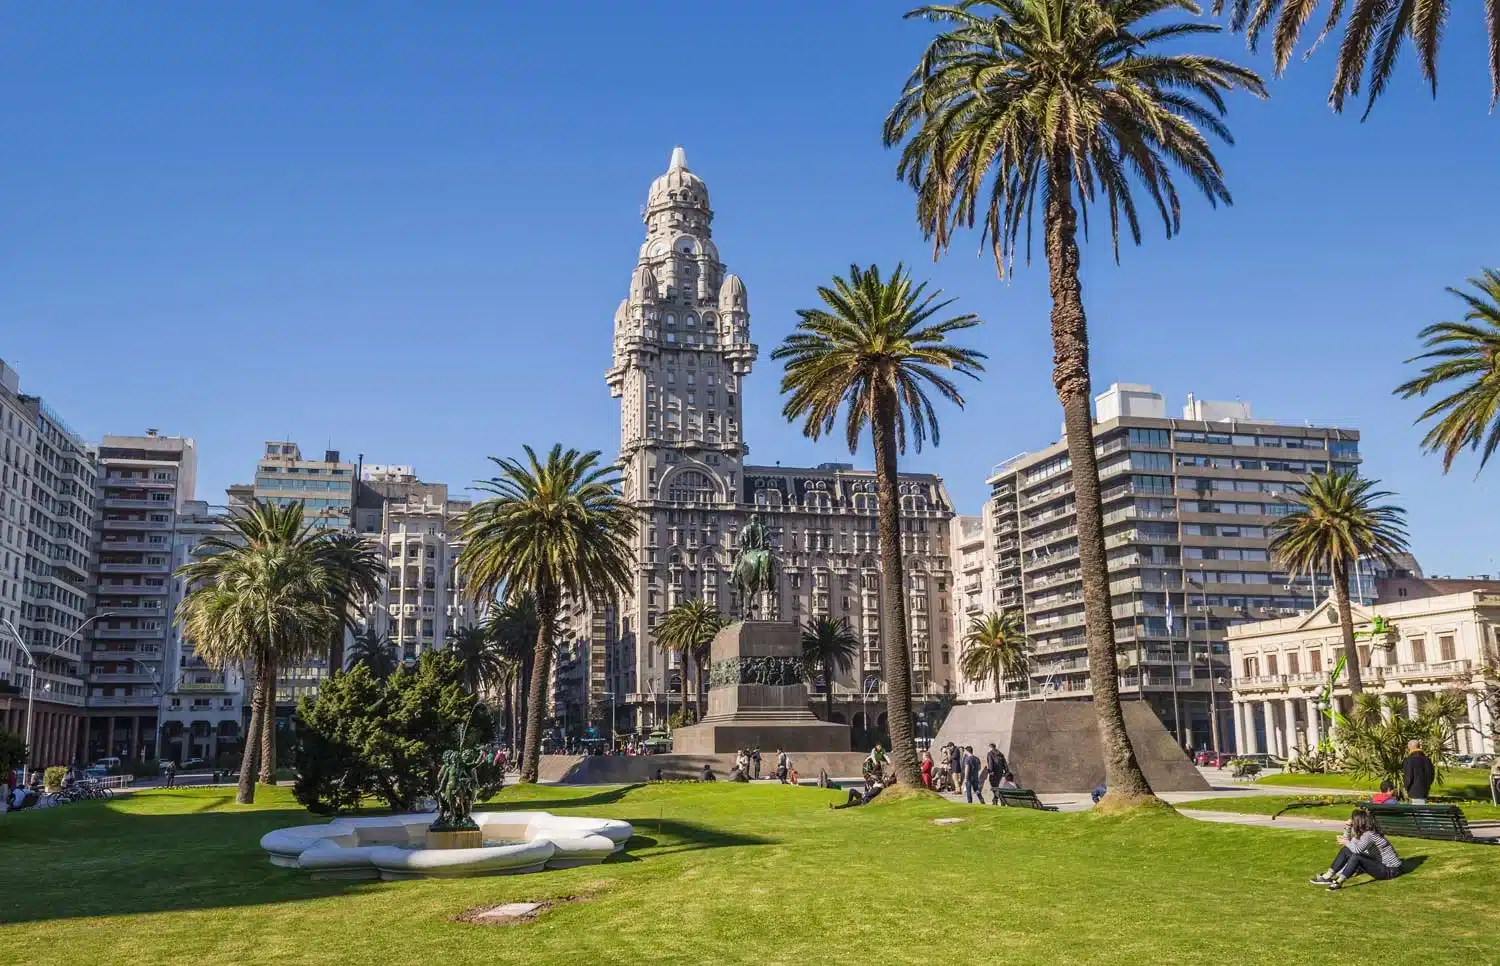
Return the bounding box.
[1,613,116,783]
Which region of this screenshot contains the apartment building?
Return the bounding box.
[1228,589,1499,757]
[352,465,475,665]
[0,360,98,768]
[570,148,958,745]
[972,383,1363,752]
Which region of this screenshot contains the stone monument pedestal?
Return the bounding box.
[671,621,850,754]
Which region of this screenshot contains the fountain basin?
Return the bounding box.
[260,810,633,880]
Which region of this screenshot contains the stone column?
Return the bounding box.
[105,715,116,758]
[1306,698,1321,751]
[1466,692,1483,755]
[1478,695,1497,754]
[1233,701,1248,756]
[1282,698,1299,757]
[128,716,140,763]
[1406,691,1419,718]
[1255,700,1272,756]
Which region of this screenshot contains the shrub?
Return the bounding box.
[1335,690,1464,795]
[0,729,27,774]
[131,759,160,779]
[43,766,68,789]
[294,652,494,814]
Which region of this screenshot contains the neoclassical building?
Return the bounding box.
[553,149,958,742]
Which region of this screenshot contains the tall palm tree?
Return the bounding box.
[655,598,727,728]
[347,627,398,680]
[175,500,343,804]
[457,445,635,783]
[485,592,543,753]
[1395,270,1500,473]
[1212,0,1500,116]
[884,0,1262,800]
[800,616,861,719]
[449,624,507,697]
[772,263,984,787]
[1269,471,1409,695]
[318,531,387,676]
[961,611,1030,702]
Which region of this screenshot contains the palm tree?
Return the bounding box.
[1269,471,1409,695]
[655,598,727,728]
[1395,270,1500,473]
[485,592,542,753]
[457,445,635,783]
[175,500,344,804]
[449,625,507,698]
[347,628,398,680]
[884,0,1262,800]
[961,611,1030,702]
[800,616,860,719]
[772,263,983,787]
[318,531,387,676]
[1212,0,1500,116]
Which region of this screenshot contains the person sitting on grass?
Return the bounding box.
[1369,780,1398,805]
[699,764,716,782]
[1309,808,1402,890]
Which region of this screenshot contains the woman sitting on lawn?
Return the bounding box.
[1310,809,1403,890]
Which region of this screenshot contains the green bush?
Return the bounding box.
[294,653,494,814]
[43,766,68,789]
[0,729,27,774]
[1336,691,1464,794]
[131,759,160,779]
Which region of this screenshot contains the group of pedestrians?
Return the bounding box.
[720,747,795,784]
[926,741,1016,803]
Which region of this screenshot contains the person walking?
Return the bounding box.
[920,749,934,789]
[164,759,177,789]
[985,744,1008,784]
[776,748,789,784]
[961,746,984,804]
[751,747,762,780]
[947,742,963,793]
[1402,739,1435,804]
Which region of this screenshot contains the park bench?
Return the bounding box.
[994,788,1059,811]
[1367,803,1476,843]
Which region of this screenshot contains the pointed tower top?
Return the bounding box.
[669,146,688,170]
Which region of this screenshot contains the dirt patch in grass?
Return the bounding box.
[1093,793,1179,818]
[454,893,594,927]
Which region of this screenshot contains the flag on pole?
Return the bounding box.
[1165,594,1174,632]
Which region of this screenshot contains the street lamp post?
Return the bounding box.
[1,613,116,783]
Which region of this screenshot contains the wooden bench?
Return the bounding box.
[994,788,1059,811]
[1367,803,1475,843]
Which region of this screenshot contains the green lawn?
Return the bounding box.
[1186,794,1500,822]
[1257,767,1493,800]
[3,783,1499,966]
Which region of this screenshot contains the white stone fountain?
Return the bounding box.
[260,810,633,880]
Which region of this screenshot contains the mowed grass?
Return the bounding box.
[1256,767,1493,800]
[1188,794,1500,822]
[3,783,1499,966]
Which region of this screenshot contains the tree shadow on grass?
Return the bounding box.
[476,783,647,812]
[632,819,777,857]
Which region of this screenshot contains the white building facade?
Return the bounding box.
[1228,592,1499,758]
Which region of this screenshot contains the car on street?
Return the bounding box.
[1194,751,1235,767]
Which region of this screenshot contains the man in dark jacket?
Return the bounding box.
[1402,739,1435,803]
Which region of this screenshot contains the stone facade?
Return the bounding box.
[556,149,958,742]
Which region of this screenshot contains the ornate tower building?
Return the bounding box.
[555,149,958,744]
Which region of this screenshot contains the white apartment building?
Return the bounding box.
[353,467,475,664]
[561,148,958,745]
[1228,590,1499,758]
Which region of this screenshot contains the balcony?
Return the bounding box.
[1026,568,1081,590]
[86,693,159,708]
[93,626,167,640]
[98,517,171,531]
[176,680,230,693]
[88,670,159,685]
[98,561,171,574]
[103,475,177,488]
[102,497,173,511]
[1389,660,1472,681]
[92,645,163,658]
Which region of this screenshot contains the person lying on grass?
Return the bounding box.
[1310,808,1402,891]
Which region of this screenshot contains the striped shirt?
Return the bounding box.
[1347,830,1402,869]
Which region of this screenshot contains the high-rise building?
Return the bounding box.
[561,149,958,744]
[85,431,197,762]
[967,382,1364,752]
[353,465,475,665]
[0,359,98,767]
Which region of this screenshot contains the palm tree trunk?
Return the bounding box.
[503,679,515,755]
[994,667,1003,703]
[519,593,556,783]
[1045,162,1153,800]
[237,662,265,805]
[258,654,277,786]
[328,625,345,680]
[871,384,921,787]
[826,675,834,721]
[1331,557,1364,694]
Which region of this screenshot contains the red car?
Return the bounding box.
[1194,751,1235,767]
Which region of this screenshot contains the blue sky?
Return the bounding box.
[2,2,1498,573]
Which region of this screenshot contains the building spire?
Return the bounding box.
[669,145,687,170]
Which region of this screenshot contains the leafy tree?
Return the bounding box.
[800,616,860,719]
[1395,270,1500,473]
[1212,0,1500,116]
[176,500,345,804]
[0,729,27,775]
[884,0,1262,800]
[773,264,983,787]
[1269,471,1408,695]
[961,611,1030,702]
[457,445,634,783]
[1336,691,1466,795]
[294,652,496,813]
[656,599,728,726]
[347,628,398,680]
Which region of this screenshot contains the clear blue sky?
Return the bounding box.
[2,2,1498,573]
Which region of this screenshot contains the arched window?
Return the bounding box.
[667,470,715,505]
